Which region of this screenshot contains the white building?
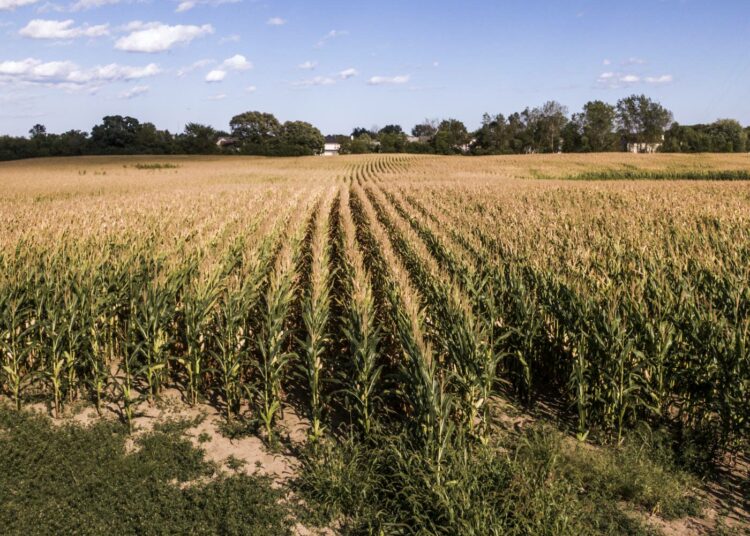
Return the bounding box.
[323,143,341,156]
[626,142,662,153]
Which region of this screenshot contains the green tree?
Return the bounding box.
[278,121,325,155]
[580,100,617,152]
[434,119,470,154]
[524,101,568,153]
[180,123,219,154]
[229,111,281,148]
[378,125,407,152]
[412,120,438,139]
[90,116,142,153]
[616,95,673,144]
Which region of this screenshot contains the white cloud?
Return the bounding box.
[596,71,671,88]
[177,58,212,77]
[118,84,148,99]
[245,85,256,93]
[0,0,39,10]
[316,29,347,47]
[115,22,214,53]
[19,19,109,39]
[70,0,122,10]
[266,17,286,26]
[220,54,251,71]
[432,61,439,67]
[645,74,673,84]
[207,92,226,100]
[219,34,239,44]
[602,58,611,66]
[298,60,317,70]
[368,74,410,85]
[202,55,250,83]
[175,0,239,13]
[339,67,358,80]
[205,69,225,82]
[293,75,336,87]
[624,57,646,65]
[0,57,160,89]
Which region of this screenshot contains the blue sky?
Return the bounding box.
[0,0,748,136]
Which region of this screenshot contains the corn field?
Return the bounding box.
[0,154,748,457]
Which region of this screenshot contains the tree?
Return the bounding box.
[524,101,568,153]
[90,116,142,153]
[411,120,438,139]
[378,125,407,153]
[580,100,617,152]
[343,134,376,154]
[616,95,673,144]
[378,124,403,136]
[351,127,375,139]
[54,130,89,156]
[663,119,747,153]
[434,119,470,154]
[29,124,47,139]
[278,121,325,155]
[230,111,281,147]
[561,115,584,153]
[180,123,219,154]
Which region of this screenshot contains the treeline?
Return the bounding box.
[0,111,325,161]
[339,95,749,155]
[1,94,749,161]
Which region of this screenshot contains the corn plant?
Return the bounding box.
[213,280,252,421]
[254,229,302,443]
[180,268,221,406]
[299,206,333,442]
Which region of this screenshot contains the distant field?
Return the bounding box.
[1,153,748,534]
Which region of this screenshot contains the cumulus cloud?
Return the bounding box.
[298,60,317,70]
[266,17,286,26]
[245,85,256,93]
[202,55,251,83]
[624,57,646,65]
[316,29,347,47]
[118,84,148,99]
[206,92,226,100]
[19,19,109,39]
[176,58,212,77]
[0,0,39,10]
[175,0,239,13]
[0,57,160,89]
[292,75,336,87]
[220,53,251,71]
[368,74,410,85]
[597,71,638,87]
[339,67,357,80]
[602,58,611,66]
[70,0,122,10]
[597,71,672,88]
[115,22,214,53]
[205,69,225,82]
[645,74,673,84]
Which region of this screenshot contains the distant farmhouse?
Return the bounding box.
[323,136,341,156]
[626,135,664,153]
[626,142,662,153]
[216,137,238,148]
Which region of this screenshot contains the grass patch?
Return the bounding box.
[295,424,702,535]
[132,163,180,170]
[560,169,750,181]
[0,406,291,536]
